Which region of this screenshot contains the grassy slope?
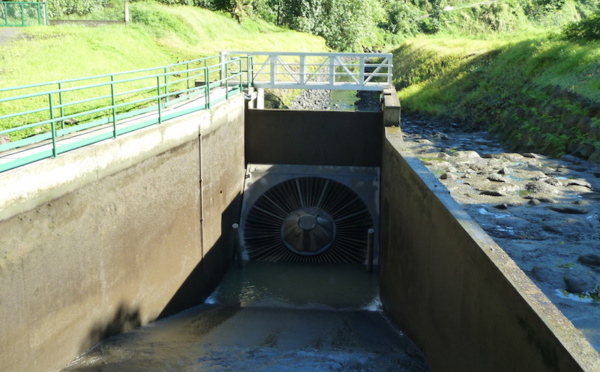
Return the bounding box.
[0,2,328,88]
[393,33,600,156]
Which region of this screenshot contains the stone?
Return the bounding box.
[487,175,506,183]
[0,135,9,145]
[532,266,561,287]
[528,198,541,205]
[480,190,504,197]
[560,154,584,164]
[549,205,589,214]
[525,181,557,195]
[453,150,481,159]
[576,143,597,159]
[563,267,597,293]
[523,153,544,159]
[498,167,510,175]
[544,178,562,187]
[440,173,456,180]
[578,254,600,273]
[566,179,592,189]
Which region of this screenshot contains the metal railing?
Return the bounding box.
[1,1,47,26]
[0,54,250,173]
[223,51,393,91]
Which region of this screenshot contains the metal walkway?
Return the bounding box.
[0,52,392,173]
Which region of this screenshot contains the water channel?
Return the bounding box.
[63,262,430,371]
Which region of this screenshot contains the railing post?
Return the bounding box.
[49,93,57,158]
[238,58,242,90]
[359,56,365,86]
[225,60,229,100]
[205,61,210,109]
[248,55,253,88]
[110,75,117,138]
[37,3,41,25]
[20,3,25,26]
[186,62,190,98]
[44,2,48,25]
[163,67,169,107]
[270,55,276,86]
[220,51,226,85]
[329,56,335,87]
[156,76,162,124]
[58,82,64,129]
[300,55,306,85]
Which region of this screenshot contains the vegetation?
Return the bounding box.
[0,2,327,87]
[5,0,600,158]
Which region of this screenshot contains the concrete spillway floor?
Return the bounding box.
[63,262,430,372]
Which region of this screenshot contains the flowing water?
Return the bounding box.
[63,262,430,371]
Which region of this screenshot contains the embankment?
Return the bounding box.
[393,36,600,161]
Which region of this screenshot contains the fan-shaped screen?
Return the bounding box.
[244,177,373,263]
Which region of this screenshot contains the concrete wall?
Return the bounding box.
[380,127,600,372]
[0,96,245,372]
[245,108,383,167]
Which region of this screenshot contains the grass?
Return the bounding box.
[392,32,600,156]
[0,2,327,88]
[0,1,328,138]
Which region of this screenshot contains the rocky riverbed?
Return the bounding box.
[399,113,600,352]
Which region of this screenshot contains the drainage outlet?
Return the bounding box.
[240,164,379,264]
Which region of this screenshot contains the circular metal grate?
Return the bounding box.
[243,177,373,263]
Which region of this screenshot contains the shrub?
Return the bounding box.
[561,11,600,40]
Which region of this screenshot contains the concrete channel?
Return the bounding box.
[0,89,598,371]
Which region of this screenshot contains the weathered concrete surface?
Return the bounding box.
[0,96,245,372]
[380,127,600,371]
[245,108,383,167]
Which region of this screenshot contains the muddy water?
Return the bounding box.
[63,262,430,371]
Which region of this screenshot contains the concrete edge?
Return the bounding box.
[0,109,211,222]
[385,129,600,371]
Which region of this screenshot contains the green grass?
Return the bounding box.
[0,2,327,88]
[392,32,600,156]
[0,1,327,139]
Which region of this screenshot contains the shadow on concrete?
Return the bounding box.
[82,302,141,353]
[159,192,242,319]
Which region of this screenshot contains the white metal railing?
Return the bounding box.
[223,51,393,91]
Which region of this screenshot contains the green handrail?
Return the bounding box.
[0,2,47,27]
[0,54,253,173]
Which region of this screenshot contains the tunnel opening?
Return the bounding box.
[239,164,380,265]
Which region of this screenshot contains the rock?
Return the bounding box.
[544,178,562,187]
[480,190,504,197]
[528,198,541,205]
[549,206,589,214]
[494,203,509,210]
[453,150,481,159]
[576,143,597,159]
[563,267,597,293]
[566,179,592,189]
[440,172,456,180]
[560,154,584,164]
[523,153,545,159]
[498,167,510,175]
[0,135,9,145]
[532,266,561,287]
[525,181,557,195]
[578,254,600,273]
[487,175,507,183]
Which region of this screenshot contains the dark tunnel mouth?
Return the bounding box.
[243,176,373,263]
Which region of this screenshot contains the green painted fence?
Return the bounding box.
[0,54,253,173]
[1,2,47,26]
